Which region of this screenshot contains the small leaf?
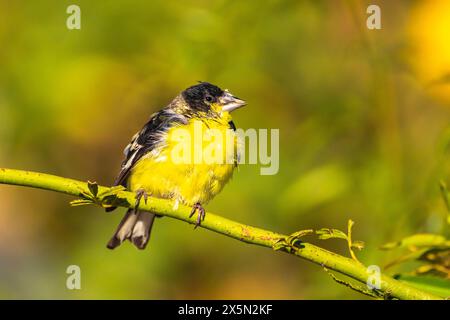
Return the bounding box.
[77,188,95,201]
[99,185,126,197]
[351,241,365,251]
[70,199,94,206]
[102,194,130,208]
[272,239,287,251]
[316,228,348,240]
[287,229,314,246]
[289,229,314,238]
[324,268,381,299]
[87,181,99,197]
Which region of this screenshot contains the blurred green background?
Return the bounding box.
[0,0,449,299]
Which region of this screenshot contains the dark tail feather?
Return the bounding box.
[107,209,156,250]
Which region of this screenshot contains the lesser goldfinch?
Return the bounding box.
[107,82,246,249]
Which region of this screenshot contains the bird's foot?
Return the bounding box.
[134,188,149,213]
[189,202,206,228]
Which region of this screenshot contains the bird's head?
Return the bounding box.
[180,82,246,116]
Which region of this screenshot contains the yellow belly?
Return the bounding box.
[128,115,236,206]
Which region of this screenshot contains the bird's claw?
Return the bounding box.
[189,202,206,228]
[134,188,149,213]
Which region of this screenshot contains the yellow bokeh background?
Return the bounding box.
[409,0,450,104]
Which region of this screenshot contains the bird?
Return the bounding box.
[106,82,246,250]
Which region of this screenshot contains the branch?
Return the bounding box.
[0,168,442,300]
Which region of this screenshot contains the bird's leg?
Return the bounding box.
[189,202,206,228]
[134,188,149,213]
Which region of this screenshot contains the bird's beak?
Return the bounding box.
[220,90,246,113]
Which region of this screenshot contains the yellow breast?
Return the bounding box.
[128,113,237,206]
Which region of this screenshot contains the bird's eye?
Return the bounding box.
[205,94,213,103]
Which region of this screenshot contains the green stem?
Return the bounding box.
[0,168,442,300]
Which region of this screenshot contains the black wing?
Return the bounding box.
[113,108,187,187]
[106,109,187,212]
